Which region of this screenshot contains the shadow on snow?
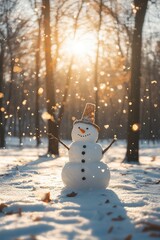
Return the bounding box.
[58,188,136,240]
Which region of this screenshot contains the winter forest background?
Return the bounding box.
[0,0,160,161]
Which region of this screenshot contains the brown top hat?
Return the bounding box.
[74,103,100,131]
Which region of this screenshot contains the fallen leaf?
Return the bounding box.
[4,208,22,216]
[146,167,158,170]
[66,192,78,197]
[5,211,14,215]
[124,234,132,240]
[112,215,125,221]
[149,233,160,237]
[108,226,113,233]
[151,156,156,162]
[155,180,160,184]
[105,199,110,204]
[106,212,113,216]
[0,203,8,212]
[142,222,160,232]
[31,215,42,221]
[18,208,22,217]
[16,235,37,240]
[41,192,51,203]
[33,216,42,221]
[30,235,37,240]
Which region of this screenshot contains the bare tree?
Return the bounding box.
[0,43,5,148]
[33,0,43,146]
[42,0,59,155]
[42,0,84,155]
[125,0,149,163]
[0,0,21,147]
[93,0,103,125]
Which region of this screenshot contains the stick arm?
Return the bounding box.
[102,138,117,155]
[48,133,70,150]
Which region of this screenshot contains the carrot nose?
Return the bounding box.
[79,128,85,134]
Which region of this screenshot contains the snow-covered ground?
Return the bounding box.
[0,138,160,240]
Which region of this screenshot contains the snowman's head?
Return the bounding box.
[71,122,99,142]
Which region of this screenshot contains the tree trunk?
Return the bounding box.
[0,44,5,148]
[4,55,14,127]
[94,0,103,125]
[42,0,59,155]
[35,17,41,147]
[125,0,148,163]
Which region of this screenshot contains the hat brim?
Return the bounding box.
[73,119,100,131]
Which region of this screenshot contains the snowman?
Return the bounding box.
[61,103,115,190]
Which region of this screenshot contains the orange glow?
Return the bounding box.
[13,65,22,73]
[0,107,5,112]
[63,34,96,59]
[38,88,44,95]
[0,92,4,98]
[42,112,54,122]
[132,123,139,132]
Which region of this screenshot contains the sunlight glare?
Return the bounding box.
[64,34,96,59]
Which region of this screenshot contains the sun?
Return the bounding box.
[69,39,88,56]
[63,33,96,59]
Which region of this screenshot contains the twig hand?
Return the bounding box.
[102,138,117,155]
[47,133,69,150]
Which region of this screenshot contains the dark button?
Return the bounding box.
[81,169,85,172]
[82,151,85,155]
[83,145,86,148]
[82,177,86,180]
[81,159,85,163]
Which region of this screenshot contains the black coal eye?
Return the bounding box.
[86,127,89,130]
[78,126,80,129]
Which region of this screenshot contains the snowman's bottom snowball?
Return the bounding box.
[62,162,110,190]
